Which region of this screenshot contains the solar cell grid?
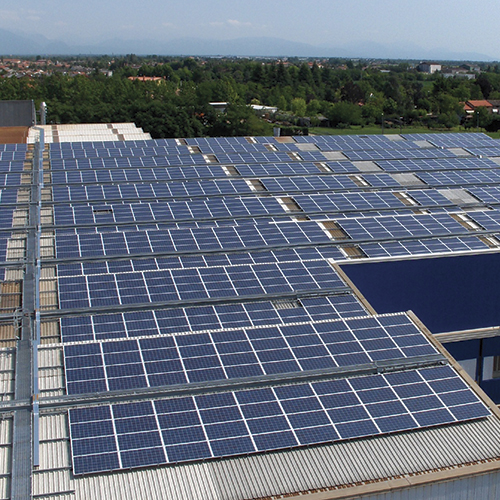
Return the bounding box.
[0,144,28,152]
[417,169,500,187]
[293,191,407,213]
[53,197,287,227]
[344,149,455,162]
[376,157,497,173]
[359,236,489,259]
[337,212,469,242]
[465,186,500,205]
[260,175,358,193]
[55,221,337,259]
[63,313,437,395]
[401,133,495,148]
[54,178,257,202]
[293,135,422,152]
[57,259,346,310]
[68,361,490,474]
[406,190,452,206]
[466,209,500,231]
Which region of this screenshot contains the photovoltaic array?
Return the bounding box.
[32,132,500,475]
[68,364,488,474]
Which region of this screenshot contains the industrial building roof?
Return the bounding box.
[1,125,500,499]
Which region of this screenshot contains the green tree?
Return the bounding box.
[277,95,288,112]
[438,111,460,129]
[208,103,272,136]
[291,97,307,117]
[326,102,362,127]
[306,99,321,116]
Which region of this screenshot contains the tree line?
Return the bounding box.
[2,56,500,137]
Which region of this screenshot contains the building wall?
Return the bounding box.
[443,337,500,403]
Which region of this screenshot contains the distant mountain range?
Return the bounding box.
[0,28,495,62]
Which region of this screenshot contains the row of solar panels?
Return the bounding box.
[59,295,367,343]
[48,132,499,152]
[57,259,345,310]
[48,148,459,164]
[45,192,486,229]
[62,313,438,394]
[0,144,28,152]
[51,211,488,261]
[3,170,500,205]
[66,334,489,474]
[47,171,500,202]
[56,249,345,281]
[68,363,489,474]
[49,134,426,152]
[0,152,27,162]
[51,137,468,159]
[52,237,489,271]
[47,157,497,175]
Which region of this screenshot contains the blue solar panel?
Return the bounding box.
[63,313,437,395]
[68,362,490,475]
[57,259,345,310]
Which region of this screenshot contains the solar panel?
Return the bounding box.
[360,236,488,258]
[68,362,490,475]
[336,213,469,241]
[57,259,346,310]
[54,221,335,259]
[417,169,500,187]
[344,148,455,162]
[63,313,439,394]
[376,157,497,172]
[53,197,288,227]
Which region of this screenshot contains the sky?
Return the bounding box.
[1,0,500,58]
[341,254,500,334]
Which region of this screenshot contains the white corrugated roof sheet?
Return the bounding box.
[31,412,500,500]
[27,123,151,143]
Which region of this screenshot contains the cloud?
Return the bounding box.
[227,19,252,27]
[0,8,44,26]
[0,9,21,22]
[207,19,253,28]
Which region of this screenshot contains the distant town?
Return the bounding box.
[0,56,485,80]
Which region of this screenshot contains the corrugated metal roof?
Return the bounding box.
[0,447,11,475]
[0,420,12,448]
[27,124,152,143]
[31,413,500,500]
[38,368,64,392]
[0,351,14,373]
[32,470,73,498]
[0,477,10,500]
[39,347,63,368]
[39,414,68,441]
[39,441,71,471]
